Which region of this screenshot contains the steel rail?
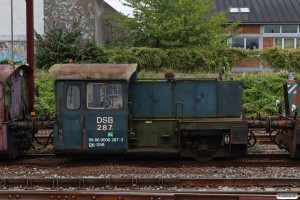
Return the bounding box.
[0,190,298,200]
[0,177,299,188]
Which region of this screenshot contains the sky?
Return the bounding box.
[104,0,133,16]
[0,0,133,38]
[0,0,44,38]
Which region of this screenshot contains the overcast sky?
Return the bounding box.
[0,0,132,37]
[0,0,44,36]
[104,0,133,16]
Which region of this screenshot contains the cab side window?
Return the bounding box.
[87,83,123,109]
[66,86,80,110]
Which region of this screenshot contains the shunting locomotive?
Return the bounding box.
[49,64,247,161]
[1,63,300,160]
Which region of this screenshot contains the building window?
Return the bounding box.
[229,7,250,13]
[275,38,298,49]
[264,25,299,34]
[232,37,244,48]
[246,38,259,50]
[232,37,259,50]
[264,25,280,33]
[282,25,297,33]
[285,38,295,48]
[275,38,282,48]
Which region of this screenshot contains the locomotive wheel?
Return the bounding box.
[247,131,256,147]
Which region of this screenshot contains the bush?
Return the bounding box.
[79,40,109,63]
[261,48,300,72]
[34,70,55,117]
[108,47,166,71]
[35,25,108,69]
[238,73,284,116]
[108,47,247,72]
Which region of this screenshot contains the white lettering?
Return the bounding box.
[97,117,113,124]
[96,117,114,131]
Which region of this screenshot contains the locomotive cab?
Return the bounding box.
[0,64,33,159]
[49,64,138,155]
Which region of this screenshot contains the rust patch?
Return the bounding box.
[0,65,15,83]
[49,64,138,80]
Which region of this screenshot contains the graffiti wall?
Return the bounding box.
[0,0,44,64]
[0,40,27,64]
[44,0,95,40]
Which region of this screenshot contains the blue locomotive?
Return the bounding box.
[0,63,299,160]
[49,64,247,160]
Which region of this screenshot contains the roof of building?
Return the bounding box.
[214,0,300,24]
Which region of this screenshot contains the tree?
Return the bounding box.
[108,0,237,48]
[35,24,83,69]
[35,24,108,69]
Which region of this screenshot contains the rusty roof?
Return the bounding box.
[49,64,139,80]
[0,65,31,83]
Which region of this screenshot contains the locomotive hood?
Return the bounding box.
[0,64,32,83]
[49,63,139,81]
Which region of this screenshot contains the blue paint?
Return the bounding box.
[0,41,27,64]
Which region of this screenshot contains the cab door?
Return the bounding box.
[58,82,84,150]
[85,82,127,153]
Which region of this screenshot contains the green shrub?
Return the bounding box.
[108,47,248,72]
[35,25,108,69]
[79,40,109,63]
[34,70,55,117]
[0,59,9,64]
[239,73,284,116]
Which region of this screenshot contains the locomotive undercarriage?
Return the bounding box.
[180,130,246,161]
[4,117,54,159]
[273,127,300,158]
[6,129,32,159]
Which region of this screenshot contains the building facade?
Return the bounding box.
[214,0,300,71]
[44,0,122,47]
[214,0,300,50]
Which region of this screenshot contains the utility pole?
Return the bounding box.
[26,0,35,112]
[11,0,13,64]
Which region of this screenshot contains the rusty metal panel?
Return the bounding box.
[175,80,217,117]
[231,122,248,144]
[179,118,243,130]
[131,120,178,149]
[0,65,15,83]
[0,82,3,152]
[132,81,173,118]
[49,64,138,80]
[218,81,243,117]
[9,72,22,120]
[0,65,32,83]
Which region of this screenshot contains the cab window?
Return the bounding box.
[66,86,81,110]
[87,83,123,109]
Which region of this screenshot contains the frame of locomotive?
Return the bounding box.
[0,63,299,160]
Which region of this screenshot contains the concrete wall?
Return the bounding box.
[44,0,122,47]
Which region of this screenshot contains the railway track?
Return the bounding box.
[1,177,300,188]
[0,154,298,199]
[0,190,297,200]
[0,179,299,200]
[13,153,295,168]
